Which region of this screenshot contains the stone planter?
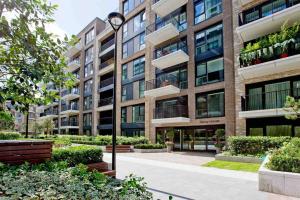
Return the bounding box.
[215,153,263,164]
[134,148,167,153]
[259,156,300,198]
[166,143,174,153]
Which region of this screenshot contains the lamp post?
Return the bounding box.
[107,12,125,174]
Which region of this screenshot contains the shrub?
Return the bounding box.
[0,132,21,140]
[52,145,103,166]
[267,138,300,173]
[134,144,166,149]
[228,136,291,156]
[0,162,153,199]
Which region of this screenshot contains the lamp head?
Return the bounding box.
[108,12,125,31]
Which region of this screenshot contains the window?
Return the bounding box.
[122,43,128,59]
[123,0,144,15]
[156,8,187,32]
[196,91,224,118]
[139,80,145,98]
[122,86,127,102]
[85,46,93,64]
[122,64,128,81]
[195,24,223,58]
[123,0,129,15]
[84,63,93,77]
[133,57,145,76]
[132,105,145,123]
[139,32,145,50]
[196,57,224,86]
[155,39,187,59]
[83,113,92,126]
[84,79,93,95]
[194,0,222,24]
[121,107,127,123]
[133,11,145,32]
[83,96,93,110]
[122,33,145,59]
[157,67,188,89]
[85,28,95,44]
[123,23,128,38]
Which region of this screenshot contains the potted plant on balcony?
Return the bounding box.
[214,129,225,154]
[165,129,174,153]
[260,36,273,62]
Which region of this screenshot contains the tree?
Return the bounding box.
[284,96,300,120]
[43,118,54,137]
[0,110,14,130]
[0,0,76,137]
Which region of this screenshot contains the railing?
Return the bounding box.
[99,117,113,125]
[145,74,179,91]
[61,121,79,126]
[239,0,300,26]
[61,104,79,112]
[100,77,114,88]
[99,58,114,69]
[67,42,82,51]
[98,97,113,107]
[154,39,188,59]
[154,104,188,119]
[44,109,58,116]
[68,59,80,66]
[146,13,182,36]
[61,88,80,97]
[241,88,300,111]
[240,36,300,68]
[100,38,115,52]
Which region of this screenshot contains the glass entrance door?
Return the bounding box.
[194,129,207,151]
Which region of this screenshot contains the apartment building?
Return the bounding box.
[115,0,235,151]
[38,18,107,135]
[233,0,300,136]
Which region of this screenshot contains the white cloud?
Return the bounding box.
[45,22,70,39]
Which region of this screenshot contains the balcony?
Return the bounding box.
[145,17,180,46]
[60,104,79,115]
[239,89,296,118]
[61,89,80,101]
[152,104,190,124]
[66,42,82,57]
[46,84,58,92]
[39,110,58,120]
[99,38,115,57]
[152,40,189,70]
[61,121,79,129]
[145,74,180,98]
[237,1,300,42]
[99,77,114,92]
[152,0,188,18]
[67,59,80,72]
[97,97,113,112]
[239,37,300,80]
[99,58,114,76]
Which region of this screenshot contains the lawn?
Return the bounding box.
[202,160,260,173]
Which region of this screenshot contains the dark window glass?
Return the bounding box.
[194,0,222,24]
[196,91,224,118]
[132,104,145,122]
[133,57,145,76]
[196,57,224,86]
[121,107,127,123]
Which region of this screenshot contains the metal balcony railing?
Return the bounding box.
[99,58,114,69]
[61,88,80,97]
[68,58,80,66]
[98,97,113,107]
[61,121,79,126]
[154,39,188,59]
[61,104,79,112]
[241,88,300,111]
[239,0,300,26]
[99,117,113,125]
[100,77,114,88]
[146,14,181,36]
[154,104,188,119]
[100,38,115,52]
[145,74,179,91]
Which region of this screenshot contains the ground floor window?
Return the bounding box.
[121,128,145,137]
[247,117,300,137]
[98,129,112,136]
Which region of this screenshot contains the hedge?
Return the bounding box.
[267,138,300,173]
[134,144,166,149]
[0,132,21,140]
[52,145,103,166]
[228,136,291,156]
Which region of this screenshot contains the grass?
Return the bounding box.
[202,160,260,173]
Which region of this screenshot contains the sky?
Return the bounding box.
[48,0,119,37]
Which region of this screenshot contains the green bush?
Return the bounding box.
[228,136,291,156]
[0,162,152,199]
[52,145,103,166]
[0,132,21,140]
[267,138,300,173]
[134,144,166,149]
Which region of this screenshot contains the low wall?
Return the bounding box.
[259,156,300,198]
[0,140,53,165]
[215,154,262,164]
[134,148,167,153]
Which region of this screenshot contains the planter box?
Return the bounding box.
[215,153,263,164]
[87,162,115,177]
[134,148,167,153]
[259,156,300,198]
[0,140,53,165]
[105,145,133,153]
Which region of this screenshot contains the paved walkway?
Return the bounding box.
[103,152,299,200]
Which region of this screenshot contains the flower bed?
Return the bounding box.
[134,144,167,153]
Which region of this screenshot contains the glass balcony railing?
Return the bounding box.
[99,58,114,70]
[154,40,188,59]
[98,97,113,107]
[100,38,115,52]
[61,104,79,112]
[154,104,188,119]
[100,77,114,88]
[61,121,79,126]
[61,88,80,97]
[145,74,179,91]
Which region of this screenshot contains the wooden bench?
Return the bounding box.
[0,140,53,165]
[105,145,132,153]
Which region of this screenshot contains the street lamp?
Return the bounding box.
[107,12,125,174]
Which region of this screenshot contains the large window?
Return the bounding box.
[85,28,95,44]
[122,64,128,81]
[123,0,144,15]
[195,24,223,59]
[122,33,145,59]
[194,0,222,24]
[121,80,144,102]
[139,80,145,98]
[83,113,92,126]
[121,86,127,102]
[157,67,188,89]
[84,79,93,95]
[123,23,128,38]
[121,107,127,123]
[132,104,145,123]
[196,57,224,86]
[83,96,93,110]
[196,91,224,118]
[84,63,93,77]
[85,46,93,64]
[134,11,146,32]
[156,7,187,32]
[133,57,145,76]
